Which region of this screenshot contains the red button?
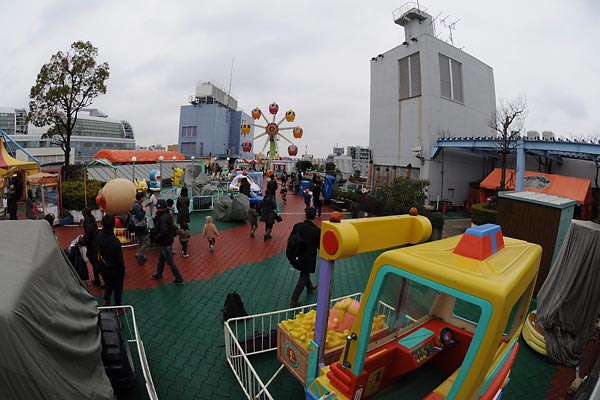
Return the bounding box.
[323,230,339,255]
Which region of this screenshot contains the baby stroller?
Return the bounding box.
[65,237,89,281]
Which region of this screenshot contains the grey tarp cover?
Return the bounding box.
[537,219,600,367]
[0,221,114,399]
[183,164,213,197]
[213,193,250,222]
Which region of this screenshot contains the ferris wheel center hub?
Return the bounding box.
[266,123,279,136]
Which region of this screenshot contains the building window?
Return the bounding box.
[182,126,197,137]
[181,142,195,155]
[399,52,421,100]
[439,54,463,103]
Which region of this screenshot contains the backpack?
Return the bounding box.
[286,226,305,270]
[222,291,248,322]
[127,205,147,232]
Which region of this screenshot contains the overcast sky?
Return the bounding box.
[1,0,599,158]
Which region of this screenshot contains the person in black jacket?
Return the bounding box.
[266,174,278,196]
[260,193,278,241]
[98,214,126,308]
[151,199,184,285]
[312,177,323,218]
[79,207,102,286]
[6,184,17,220]
[290,207,321,307]
[239,177,251,198]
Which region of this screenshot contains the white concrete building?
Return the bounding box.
[369,4,496,204]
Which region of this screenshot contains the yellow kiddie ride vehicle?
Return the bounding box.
[278,215,542,400]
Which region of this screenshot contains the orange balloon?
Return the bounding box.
[409,207,418,216]
[115,217,123,228]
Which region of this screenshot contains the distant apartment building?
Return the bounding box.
[2,108,135,166]
[178,82,253,160]
[0,107,28,136]
[346,146,372,178]
[369,4,496,204]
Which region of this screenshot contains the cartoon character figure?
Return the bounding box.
[149,169,161,191]
[172,167,184,187]
[95,178,136,216]
[134,178,148,193]
[327,298,360,333]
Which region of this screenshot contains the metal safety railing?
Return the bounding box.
[224,293,396,400]
[99,305,158,400]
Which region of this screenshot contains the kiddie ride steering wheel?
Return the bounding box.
[440,327,459,349]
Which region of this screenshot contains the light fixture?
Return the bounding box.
[371,57,377,61]
[411,37,418,42]
[402,41,409,46]
[378,54,384,58]
[131,156,136,181]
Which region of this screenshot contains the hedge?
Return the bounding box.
[471,203,497,225]
[62,179,103,211]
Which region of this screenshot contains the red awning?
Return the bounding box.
[93,150,185,164]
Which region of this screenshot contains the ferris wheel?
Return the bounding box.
[241,102,303,169]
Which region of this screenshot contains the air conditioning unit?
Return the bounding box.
[527,130,540,139]
[542,131,555,140]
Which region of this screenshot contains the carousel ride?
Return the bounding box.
[241,102,303,170]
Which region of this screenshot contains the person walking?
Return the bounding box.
[79,207,102,286]
[145,188,158,228]
[7,184,17,220]
[131,192,150,265]
[289,207,321,307]
[303,188,312,209]
[266,173,278,196]
[176,187,190,226]
[247,203,259,237]
[177,222,191,257]
[312,177,323,218]
[25,190,35,220]
[151,199,184,285]
[97,214,126,309]
[202,215,219,252]
[280,170,288,191]
[260,192,277,241]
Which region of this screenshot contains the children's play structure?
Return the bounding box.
[224,215,542,400]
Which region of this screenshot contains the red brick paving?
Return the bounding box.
[55,189,329,294]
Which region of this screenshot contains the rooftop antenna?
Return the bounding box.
[441,18,460,46]
[431,12,443,38]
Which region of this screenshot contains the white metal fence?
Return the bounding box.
[99,305,158,400]
[223,293,395,400]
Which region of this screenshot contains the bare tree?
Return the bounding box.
[489,97,527,190]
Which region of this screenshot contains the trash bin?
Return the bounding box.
[300,180,311,194]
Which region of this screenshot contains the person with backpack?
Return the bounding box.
[151,199,184,285]
[289,207,321,308]
[130,192,149,265]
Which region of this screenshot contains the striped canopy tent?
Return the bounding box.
[0,137,39,179]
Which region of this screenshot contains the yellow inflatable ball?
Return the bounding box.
[98,178,136,216]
